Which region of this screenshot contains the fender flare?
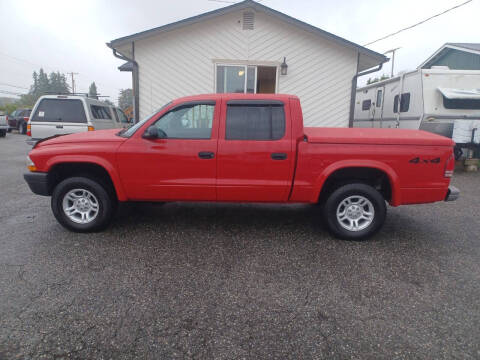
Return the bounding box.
[313,160,401,206]
[45,155,128,201]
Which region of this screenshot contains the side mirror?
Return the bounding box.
[142,126,167,140]
[142,126,158,139]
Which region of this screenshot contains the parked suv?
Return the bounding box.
[7,108,31,134]
[0,111,8,137]
[27,95,129,142]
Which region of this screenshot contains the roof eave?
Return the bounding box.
[107,0,386,65]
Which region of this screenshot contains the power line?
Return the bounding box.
[364,0,473,46]
[0,82,29,90]
[0,89,25,96]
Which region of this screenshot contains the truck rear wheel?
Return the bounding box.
[51,177,115,232]
[323,183,386,241]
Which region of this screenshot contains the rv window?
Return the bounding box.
[376,89,382,107]
[362,100,371,111]
[443,97,480,110]
[393,93,410,113]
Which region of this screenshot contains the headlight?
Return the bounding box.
[26,155,37,172]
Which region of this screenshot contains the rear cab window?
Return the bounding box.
[31,99,87,123]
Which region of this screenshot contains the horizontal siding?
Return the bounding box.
[135,9,357,126]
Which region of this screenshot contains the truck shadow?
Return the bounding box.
[112,201,328,238]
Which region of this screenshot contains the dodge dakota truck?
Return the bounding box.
[24,94,459,240]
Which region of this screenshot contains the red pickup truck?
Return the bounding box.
[24,94,459,240]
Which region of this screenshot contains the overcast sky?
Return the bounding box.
[0,0,478,104]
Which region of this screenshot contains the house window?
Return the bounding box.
[393,93,411,113]
[376,89,383,107]
[216,64,277,94]
[362,99,371,111]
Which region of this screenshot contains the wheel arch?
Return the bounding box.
[45,156,127,201]
[314,160,401,206]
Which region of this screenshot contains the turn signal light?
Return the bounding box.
[88,126,95,131]
[26,124,31,137]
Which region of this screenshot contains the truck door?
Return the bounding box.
[117,101,219,201]
[217,99,294,202]
[373,87,385,128]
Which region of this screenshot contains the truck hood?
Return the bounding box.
[34,129,126,148]
[304,128,455,146]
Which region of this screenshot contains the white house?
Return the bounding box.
[108,0,387,126]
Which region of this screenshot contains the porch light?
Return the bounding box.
[280,57,288,75]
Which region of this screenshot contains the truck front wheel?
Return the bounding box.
[323,183,386,241]
[51,177,115,232]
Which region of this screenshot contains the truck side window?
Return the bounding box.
[362,100,371,111]
[394,93,410,113]
[226,104,285,140]
[153,103,214,139]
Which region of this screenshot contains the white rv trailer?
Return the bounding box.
[353,67,480,156]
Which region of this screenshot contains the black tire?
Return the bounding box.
[0,130,5,137]
[323,183,386,241]
[51,177,116,232]
[20,122,27,134]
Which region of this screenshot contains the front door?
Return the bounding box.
[217,99,294,202]
[117,101,219,201]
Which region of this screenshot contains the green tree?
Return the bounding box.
[103,99,114,106]
[18,68,70,107]
[366,74,390,85]
[88,82,98,99]
[118,89,133,110]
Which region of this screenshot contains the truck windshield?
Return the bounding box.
[118,102,172,137]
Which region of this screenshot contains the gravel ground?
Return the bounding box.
[0,133,479,359]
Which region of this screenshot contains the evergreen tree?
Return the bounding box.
[88,82,98,99]
[118,89,133,110]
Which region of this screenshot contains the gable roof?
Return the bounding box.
[419,43,480,69]
[107,0,387,71]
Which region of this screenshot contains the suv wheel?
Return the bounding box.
[0,130,6,137]
[51,177,115,232]
[323,183,386,241]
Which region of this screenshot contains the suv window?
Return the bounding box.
[91,105,112,119]
[153,103,214,139]
[115,108,129,124]
[31,99,87,123]
[226,103,285,140]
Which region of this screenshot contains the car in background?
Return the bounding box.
[0,111,8,137]
[7,108,31,134]
[27,95,129,143]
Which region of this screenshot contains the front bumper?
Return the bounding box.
[24,172,50,196]
[445,186,460,202]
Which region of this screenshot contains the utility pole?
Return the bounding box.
[67,72,79,93]
[383,48,400,78]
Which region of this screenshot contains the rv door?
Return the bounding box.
[373,87,385,128]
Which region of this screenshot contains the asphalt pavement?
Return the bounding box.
[0,133,479,359]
